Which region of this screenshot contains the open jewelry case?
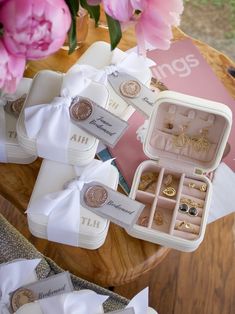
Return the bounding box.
[126,91,232,251]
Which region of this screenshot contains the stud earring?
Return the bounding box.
[172,125,190,148]
[188,182,207,192]
[191,128,211,152]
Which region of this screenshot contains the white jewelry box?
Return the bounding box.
[27,159,119,249]
[126,91,232,252]
[16,42,153,165]
[76,41,153,120]
[0,78,36,164]
[17,71,109,165]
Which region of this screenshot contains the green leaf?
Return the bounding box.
[65,0,79,16]
[0,23,4,37]
[65,0,79,54]
[67,17,77,54]
[80,0,100,26]
[105,14,122,50]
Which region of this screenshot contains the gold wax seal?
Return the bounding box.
[70,97,93,121]
[11,288,36,312]
[84,185,108,208]
[120,80,141,98]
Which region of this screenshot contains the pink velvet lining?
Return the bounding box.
[134,161,208,241]
[147,102,227,169]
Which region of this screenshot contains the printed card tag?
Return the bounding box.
[107,308,135,314]
[108,72,158,118]
[69,96,129,148]
[80,182,144,228]
[9,272,73,313]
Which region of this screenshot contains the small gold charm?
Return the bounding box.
[154,212,164,225]
[163,186,176,197]
[172,125,190,148]
[191,128,211,152]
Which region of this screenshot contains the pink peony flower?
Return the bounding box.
[0,0,71,60]
[87,0,183,53]
[0,40,25,93]
[135,0,184,53]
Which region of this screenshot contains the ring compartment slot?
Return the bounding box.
[172,230,199,240]
[180,194,205,210]
[137,162,162,195]
[182,177,207,200]
[174,220,200,238]
[135,191,155,228]
[150,198,176,233]
[176,212,202,225]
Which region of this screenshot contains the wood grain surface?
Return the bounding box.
[0,22,234,287]
[1,195,235,314]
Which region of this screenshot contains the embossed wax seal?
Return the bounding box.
[119,80,141,98]
[4,94,26,117]
[70,97,93,121]
[11,288,36,312]
[84,185,108,208]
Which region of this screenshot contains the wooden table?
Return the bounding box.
[0,22,234,287]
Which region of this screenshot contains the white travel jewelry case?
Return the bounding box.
[126,91,232,252]
[0,78,36,164]
[17,71,109,165]
[27,159,119,249]
[76,41,153,120]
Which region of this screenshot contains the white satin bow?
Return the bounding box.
[27,159,113,246]
[70,50,156,86]
[0,259,41,314]
[15,287,153,314]
[24,51,154,162]
[38,290,108,314]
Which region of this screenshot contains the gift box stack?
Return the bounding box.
[0,41,232,253]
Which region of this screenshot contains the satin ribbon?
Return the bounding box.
[38,290,108,314]
[15,287,152,314]
[24,51,155,162]
[0,99,7,163]
[0,259,41,314]
[26,159,113,246]
[72,50,156,86]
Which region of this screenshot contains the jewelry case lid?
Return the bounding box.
[143,90,232,174]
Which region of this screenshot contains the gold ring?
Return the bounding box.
[163,187,176,197]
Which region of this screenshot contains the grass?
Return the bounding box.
[184,0,235,38]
